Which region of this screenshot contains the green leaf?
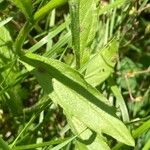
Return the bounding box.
[0,137,10,150]
[21,52,135,146]
[0,17,12,28]
[112,119,150,150]
[29,21,68,53]
[79,0,98,64]
[13,138,71,150]
[132,119,150,138]
[66,115,111,150]
[0,26,24,114]
[34,0,67,21]
[11,0,33,20]
[14,22,32,56]
[83,38,119,87]
[44,32,71,57]
[142,139,150,150]
[99,0,130,15]
[108,77,129,122]
[21,52,113,108]
[69,0,99,67]
[51,135,77,150]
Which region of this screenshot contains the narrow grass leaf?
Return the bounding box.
[142,139,150,150]
[34,0,67,21]
[47,89,110,149]
[0,137,11,150]
[0,17,12,28]
[13,138,70,150]
[112,119,150,150]
[14,22,32,56]
[11,115,36,148]
[108,77,129,122]
[51,135,77,150]
[79,0,98,65]
[29,22,67,52]
[132,119,150,138]
[44,32,71,57]
[11,0,33,20]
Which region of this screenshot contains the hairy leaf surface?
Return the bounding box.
[21,52,135,146]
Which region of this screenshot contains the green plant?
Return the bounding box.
[0,0,149,149]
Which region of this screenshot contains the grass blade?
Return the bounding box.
[0,17,12,28]
[51,135,77,150]
[0,137,11,150]
[11,0,33,20]
[34,0,67,21]
[108,77,129,122]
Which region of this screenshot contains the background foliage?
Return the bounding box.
[0,0,150,149]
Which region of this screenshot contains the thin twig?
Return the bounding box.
[124,74,135,101]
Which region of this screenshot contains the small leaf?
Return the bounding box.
[132,119,150,138]
[0,25,13,65]
[79,0,99,65]
[84,38,119,87]
[108,77,129,122]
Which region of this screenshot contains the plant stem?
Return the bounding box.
[69,0,80,69]
[14,21,33,56]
